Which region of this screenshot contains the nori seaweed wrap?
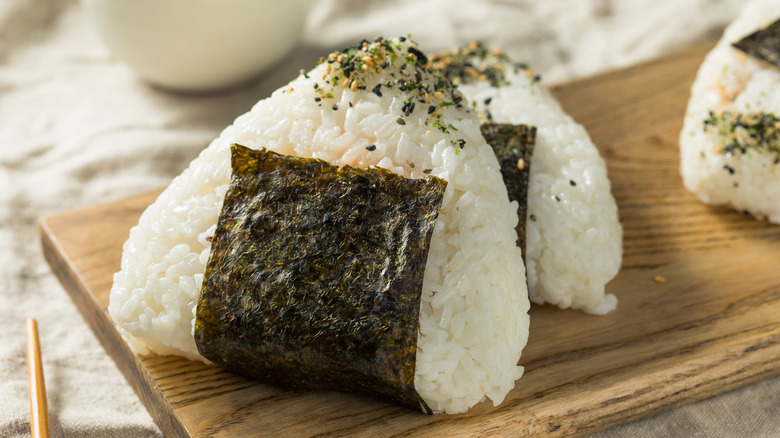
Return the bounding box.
[733,18,780,66]
[480,123,536,255]
[194,144,447,413]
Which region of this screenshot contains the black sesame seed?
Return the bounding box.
[533,74,542,82]
[407,46,428,64]
[406,160,416,168]
[365,144,377,151]
[399,36,407,42]
[724,164,735,175]
[570,180,576,186]
[397,118,406,125]
[423,168,432,174]
[332,104,339,111]
[372,83,383,97]
[484,97,492,105]
[555,196,561,202]
[314,97,321,102]
[427,105,436,114]
[530,214,537,221]
[401,101,415,116]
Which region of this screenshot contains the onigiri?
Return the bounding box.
[108,37,530,414]
[680,0,780,223]
[430,43,624,315]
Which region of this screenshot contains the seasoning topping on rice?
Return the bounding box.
[426,41,535,88]
[305,37,468,140]
[428,41,541,123]
[703,110,780,162]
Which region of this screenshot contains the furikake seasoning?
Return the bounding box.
[703,110,780,164]
[480,123,537,256]
[428,42,539,124]
[732,18,780,66]
[303,36,469,139]
[427,41,534,89]
[195,144,447,413]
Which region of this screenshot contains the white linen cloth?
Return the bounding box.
[1,0,778,436]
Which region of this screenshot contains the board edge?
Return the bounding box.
[37,218,193,438]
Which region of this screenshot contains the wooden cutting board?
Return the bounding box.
[39,43,780,437]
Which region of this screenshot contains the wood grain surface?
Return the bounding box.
[39,42,780,437]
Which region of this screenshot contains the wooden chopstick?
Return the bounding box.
[26,318,51,438]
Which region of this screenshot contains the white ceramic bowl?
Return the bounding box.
[82,0,308,92]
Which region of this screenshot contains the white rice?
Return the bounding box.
[432,47,623,315]
[680,0,780,223]
[109,37,530,414]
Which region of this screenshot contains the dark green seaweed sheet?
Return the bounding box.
[480,123,536,256]
[733,18,780,66]
[195,144,447,414]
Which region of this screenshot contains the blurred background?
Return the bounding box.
[4,0,777,437]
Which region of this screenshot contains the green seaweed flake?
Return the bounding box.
[195,145,447,413]
[480,123,537,255]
